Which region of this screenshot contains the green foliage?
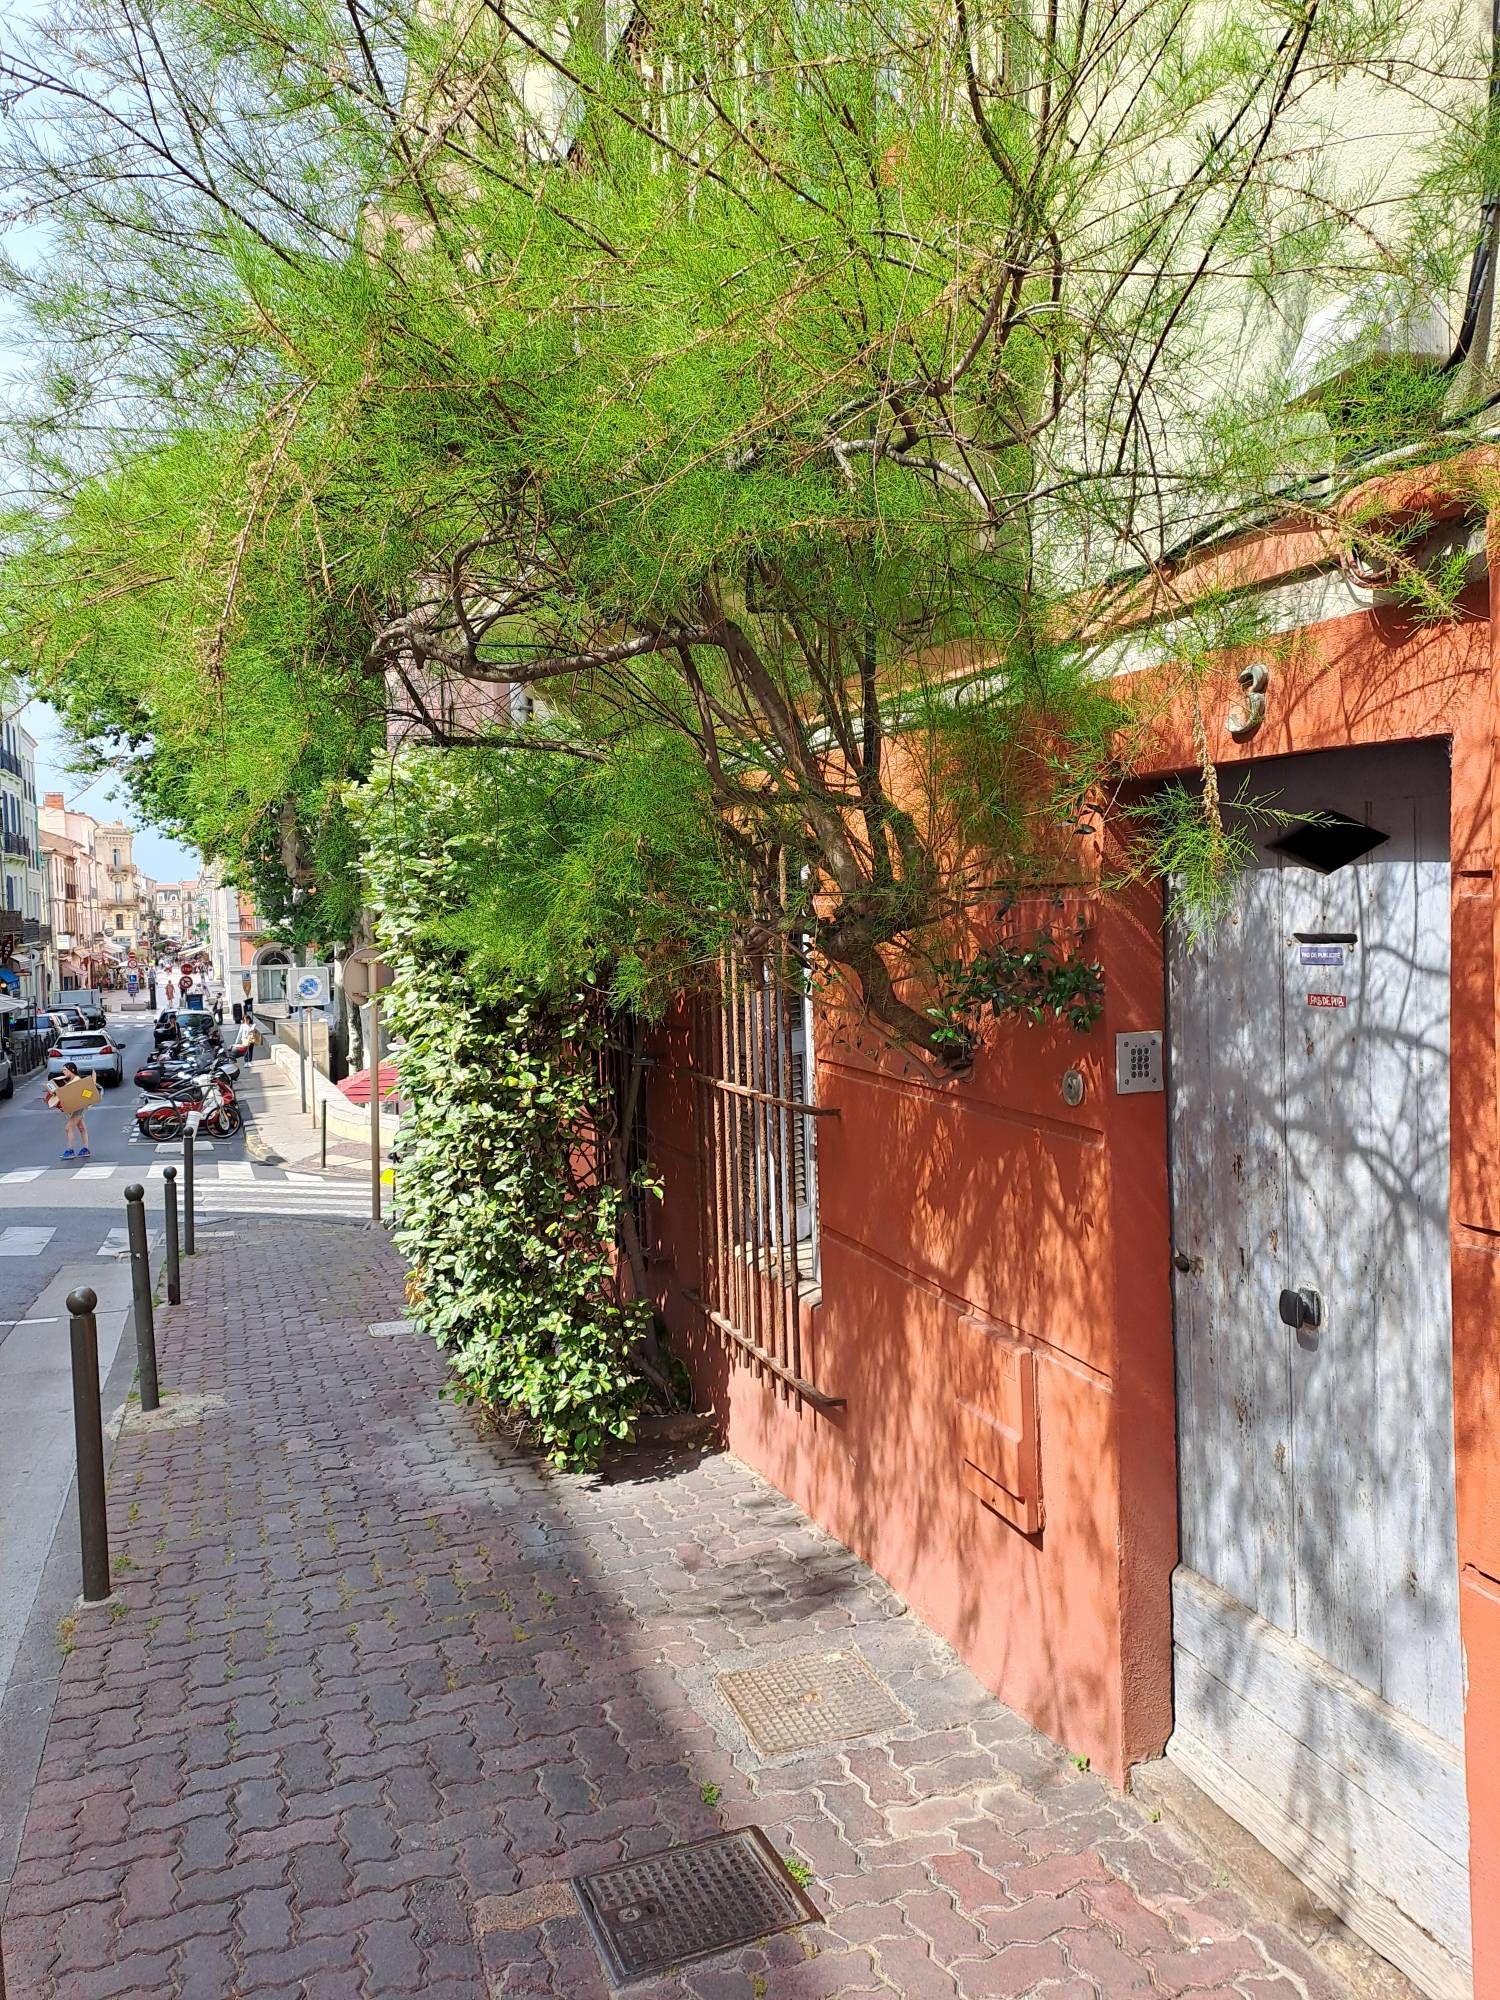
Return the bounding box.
[0,436,381,946]
[422,739,746,1013]
[1131,782,1302,945]
[927,921,1105,1059]
[355,751,659,1469]
[1321,358,1452,464]
[1339,504,1480,624]
[0,0,1489,1060]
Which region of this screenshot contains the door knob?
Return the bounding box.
[1278,1286,1322,1330]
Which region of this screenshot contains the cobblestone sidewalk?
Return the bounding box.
[0,1220,1351,2000]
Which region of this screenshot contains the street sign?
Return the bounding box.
[341,952,393,1004]
[289,965,332,1009]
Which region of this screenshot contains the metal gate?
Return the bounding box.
[690,946,840,1409]
[1164,741,1468,1997]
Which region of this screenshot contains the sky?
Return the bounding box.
[18,698,202,885]
[1,2,203,888]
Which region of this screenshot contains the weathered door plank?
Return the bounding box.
[1172,1567,1468,1864]
[1165,742,1466,1996]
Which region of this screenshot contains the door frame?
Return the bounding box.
[1155,739,1467,1996]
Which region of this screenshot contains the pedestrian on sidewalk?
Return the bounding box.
[232,1016,264,1064]
[45,1060,92,1159]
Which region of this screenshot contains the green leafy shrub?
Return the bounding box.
[927,919,1105,1059]
[356,753,661,1469]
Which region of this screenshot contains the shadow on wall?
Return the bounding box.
[648,904,1135,1775]
[647,721,1475,1931]
[1156,738,1471,1983]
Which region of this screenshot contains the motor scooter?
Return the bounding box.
[134,1052,239,1092]
[134,1068,242,1141]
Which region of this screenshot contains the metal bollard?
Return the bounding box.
[163,1165,181,1306]
[183,1124,196,1255]
[321,1099,327,1170]
[66,1288,111,1604]
[123,1186,160,1412]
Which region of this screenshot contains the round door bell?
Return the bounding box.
[1060,1068,1086,1107]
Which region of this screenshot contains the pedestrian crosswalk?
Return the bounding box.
[97,1225,163,1259]
[0,1226,55,1256]
[198,1178,371,1222]
[2,1144,219,1181]
[0,1162,375,1248]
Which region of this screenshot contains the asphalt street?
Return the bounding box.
[0,1007,204,1346]
[0,1009,379,1352]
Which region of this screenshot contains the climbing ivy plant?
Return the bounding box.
[925,921,1105,1061]
[355,753,668,1469]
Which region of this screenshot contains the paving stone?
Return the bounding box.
[1,1219,1359,2000]
[1149,1936,1271,1994]
[234,1885,295,1955]
[956,1941,1071,1996]
[172,1931,239,1993]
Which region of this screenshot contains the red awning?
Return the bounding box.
[338,1060,400,1105]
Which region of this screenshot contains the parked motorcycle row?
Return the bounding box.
[133,1010,243,1143]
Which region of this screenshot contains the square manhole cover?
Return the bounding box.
[716,1649,905,1755]
[575,1826,819,1985]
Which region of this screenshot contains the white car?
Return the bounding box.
[47,1030,125,1088]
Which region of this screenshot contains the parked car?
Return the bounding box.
[67,990,107,1029]
[46,1030,124,1088]
[0,1046,16,1100]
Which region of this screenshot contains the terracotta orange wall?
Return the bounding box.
[650,877,1179,1779]
[649,571,1500,1988]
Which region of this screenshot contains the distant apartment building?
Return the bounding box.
[40,795,153,985]
[151,877,206,951]
[0,721,53,1004]
[42,827,103,990]
[203,862,282,1009]
[93,821,148,952]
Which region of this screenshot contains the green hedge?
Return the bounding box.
[356,753,655,1468]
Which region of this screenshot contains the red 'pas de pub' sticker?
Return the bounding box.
[1307,992,1348,1009]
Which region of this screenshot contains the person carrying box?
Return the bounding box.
[45,1061,98,1158]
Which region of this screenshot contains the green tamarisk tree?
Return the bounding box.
[0,0,1491,1053]
[0,435,383,948]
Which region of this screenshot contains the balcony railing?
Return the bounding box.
[2,832,33,862]
[0,749,23,778]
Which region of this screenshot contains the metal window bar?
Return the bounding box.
[691,947,842,1410]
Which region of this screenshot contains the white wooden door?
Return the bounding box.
[1165,741,1468,1998]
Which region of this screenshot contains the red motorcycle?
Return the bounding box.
[134,1069,241,1142]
